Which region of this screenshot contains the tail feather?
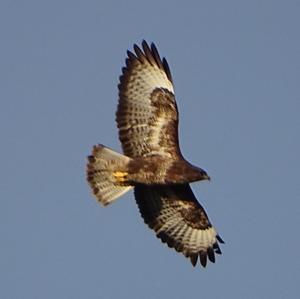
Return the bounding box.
[86,144,132,206]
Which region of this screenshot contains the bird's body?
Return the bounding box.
[128,157,209,185]
[118,156,209,185]
[87,41,224,267]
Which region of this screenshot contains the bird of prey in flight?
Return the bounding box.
[87,40,224,267]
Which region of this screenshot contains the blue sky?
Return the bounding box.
[1,0,300,298]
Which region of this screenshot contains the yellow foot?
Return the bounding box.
[113,171,128,184]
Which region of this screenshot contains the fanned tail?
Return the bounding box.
[86,144,133,206]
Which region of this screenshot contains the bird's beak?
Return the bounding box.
[205,174,211,181]
[201,171,211,181]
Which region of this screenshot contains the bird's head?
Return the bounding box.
[199,169,211,181]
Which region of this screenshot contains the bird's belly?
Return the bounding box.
[125,157,207,185]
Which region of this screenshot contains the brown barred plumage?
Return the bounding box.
[87,41,224,267]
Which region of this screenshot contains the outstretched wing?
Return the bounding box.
[134,184,224,267]
[116,40,182,159]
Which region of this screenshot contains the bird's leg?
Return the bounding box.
[113,171,129,185]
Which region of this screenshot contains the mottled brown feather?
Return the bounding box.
[87,41,224,268]
[116,40,180,158]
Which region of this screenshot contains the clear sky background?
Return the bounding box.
[1,0,300,298]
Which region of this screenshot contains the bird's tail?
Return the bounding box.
[86,144,133,206]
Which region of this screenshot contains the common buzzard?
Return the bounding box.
[87,41,224,267]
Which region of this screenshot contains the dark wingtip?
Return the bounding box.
[216,235,225,244]
[141,39,149,50]
[128,40,173,83]
[213,242,222,255]
[207,247,216,263]
[127,50,135,60]
[162,57,173,82]
[87,155,95,163]
[190,254,198,267]
[199,251,207,268]
[150,41,158,54]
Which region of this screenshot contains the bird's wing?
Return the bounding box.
[116,40,182,159]
[134,184,224,267]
